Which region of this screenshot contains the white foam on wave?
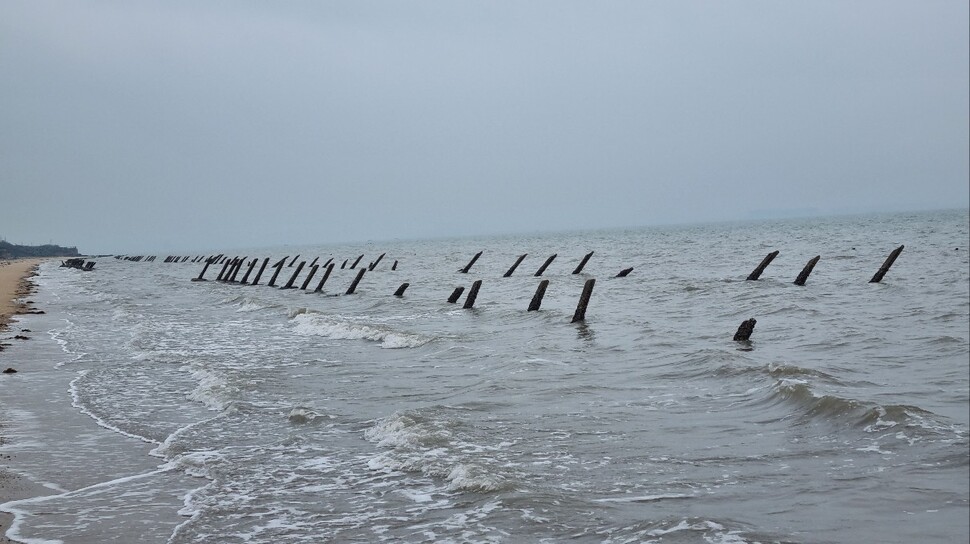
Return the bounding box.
[68,370,160,446]
[291,312,432,349]
[184,366,235,411]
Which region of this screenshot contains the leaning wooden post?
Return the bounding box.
[869,245,904,283]
[288,254,300,267]
[572,251,594,274]
[392,260,398,271]
[300,264,320,290]
[447,286,465,303]
[345,268,366,295]
[571,279,595,323]
[394,283,409,297]
[215,259,232,281]
[368,253,386,271]
[239,259,258,284]
[322,257,334,268]
[230,257,248,282]
[309,256,320,267]
[340,259,348,269]
[460,251,483,273]
[313,263,335,292]
[528,280,550,311]
[793,256,820,286]
[615,267,634,278]
[250,258,270,286]
[281,261,306,289]
[266,259,287,287]
[733,318,757,341]
[350,254,364,269]
[503,254,528,277]
[463,280,482,309]
[191,259,212,282]
[534,254,557,276]
[746,250,779,280]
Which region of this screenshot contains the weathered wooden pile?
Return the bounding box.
[60,258,95,270]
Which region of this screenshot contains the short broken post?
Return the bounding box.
[392,260,398,271]
[463,280,482,309]
[571,278,595,323]
[461,251,483,273]
[534,254,557,277]
[869,245,904,283]
[733,318,757,341]
[615,267,634,278]
[345,268,366,295]
[572,251,594,274]
[447,286,465,303]
[793,256,820,286]
[527,280,549,311]
[394,283,409,297]
[747,251,779,281]
[503,254,528,278]
[192,259,212,282]
[368,253,386,271]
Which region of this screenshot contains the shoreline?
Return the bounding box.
[0,258,47,543]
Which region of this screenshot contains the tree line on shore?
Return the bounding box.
[0,240,80,259]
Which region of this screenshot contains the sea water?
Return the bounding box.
[1,210,967,543]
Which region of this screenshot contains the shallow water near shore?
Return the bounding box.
[2,210,968,543]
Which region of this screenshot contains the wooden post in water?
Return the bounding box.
[746,251,779,280]
[309,256,319,267]
[350,254,364,269]
[394,283,409,297]
[733,318,757,341]
[345,268,366,295]
[534,254,557,277]
[240,259,258,284]
[266,259,286,287]
[322,257,334,268]
[460,251,483,273]
[289,254,300,267]
[392,260,398,271]
[503,254,528,278]
[368,253,386,271]
[250,258,270,286]
[869,245,904,283]
[447,286,465,303]
[191,259,212,282]
[572,251,594,274]
[313,263,335,292]
[571,279,595,323]
[282,261,306,289]
[463,280,482,309]
[528,280,550,311]
[793,256,820,286]
[300,265,319,290]
[341,259,348,269]
[215,259,232,281]
[229,257,248,283]
[615,267,634,278]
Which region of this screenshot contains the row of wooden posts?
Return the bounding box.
[130,244,905,336]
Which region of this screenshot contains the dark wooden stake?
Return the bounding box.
[572,251,594,274]
[322,257,334,268]
[461,251,483,273]
[313,263,335,293]
[345,268,366,295]
[282,261,306,289]
[192,259,212,282]
[309,256,319,267]
[571,278,595,323]
[300,265,319,290]
[528,280,550,311]
[250,258,270,286]
[534,254,557,277]
[266,259,286,287]
[289,254,300,267]
[463,280,482,309]
[350,254,364,269]
[615,267,634,278]
[215,259,232,281]
[239,259,258,284]
[368,253,386,271]
[793,256,821,286]
[392,260,398,271]
[869,245,904,283]
[503,254,528,277]
[447,286,465,303]
[394,283,409,297]
[747,251,779,281]
[341,259,348,269]
[733,318,757,341]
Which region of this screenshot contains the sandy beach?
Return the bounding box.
[1,258,46,544]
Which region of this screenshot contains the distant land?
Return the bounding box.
[0,240,80,259]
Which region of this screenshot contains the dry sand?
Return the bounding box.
[1,258,47,543]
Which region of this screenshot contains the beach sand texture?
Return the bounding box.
[1,259,46,543]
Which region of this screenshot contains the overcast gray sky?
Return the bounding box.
[2,1,967,254]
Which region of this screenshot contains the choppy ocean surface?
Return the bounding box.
[1,210,968,544]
